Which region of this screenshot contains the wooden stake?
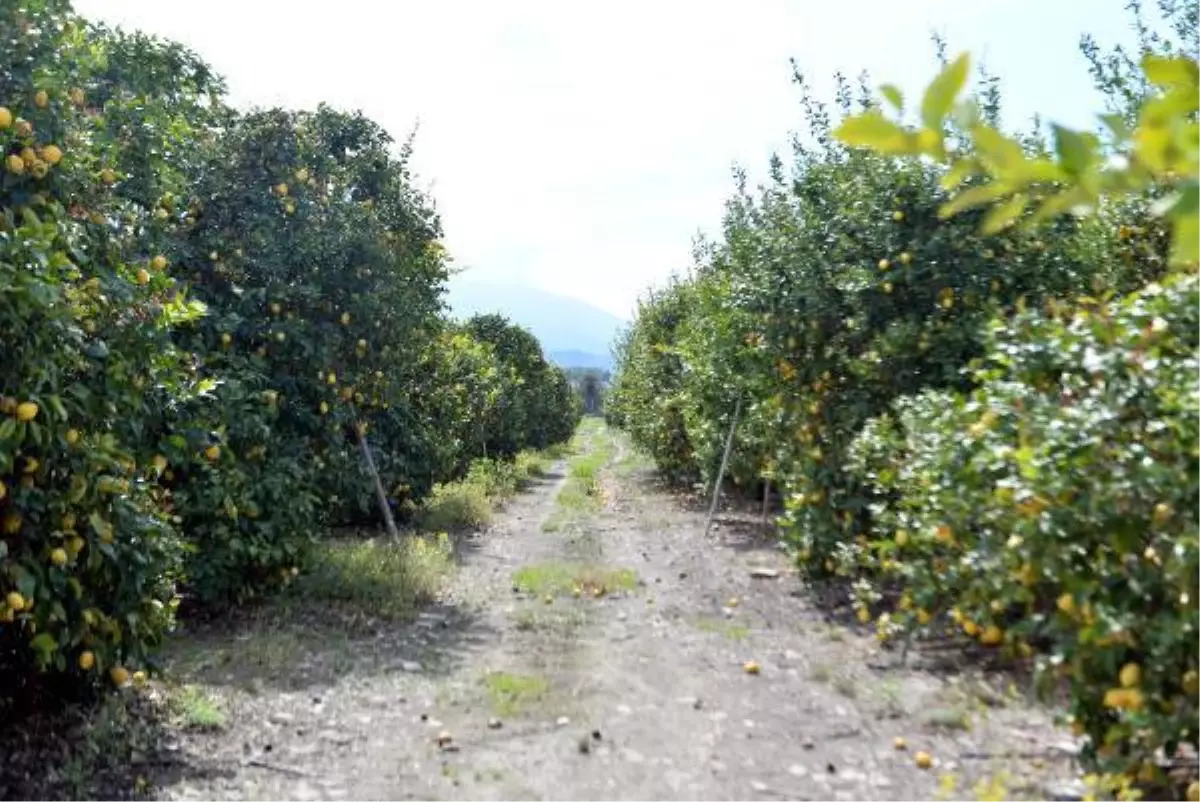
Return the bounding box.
[705,394,742,538]
[356,422,399,537]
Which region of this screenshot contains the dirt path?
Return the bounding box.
[158,423,1083,801]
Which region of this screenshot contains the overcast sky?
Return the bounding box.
[74,1,1137,319]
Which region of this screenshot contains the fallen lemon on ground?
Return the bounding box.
[893,736,907,750]
[109,666,129,686]
[914,751,933,769]
[743,660,760,675]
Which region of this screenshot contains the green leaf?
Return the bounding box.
[1052,125,1099,177]
[880,84,904,112]
[972,124,1027,174]
[921,53,970,130]
[981,194,1028,234]
[939,183,1010,219]
[1142,55,1199,89]
[1170,211,1199,267]
[834,112,918,154]
[940,159,977,191]
[1099,113,1130,142]
[30,632,58,659]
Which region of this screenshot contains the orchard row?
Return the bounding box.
[608,8,1198,794]
[0,2,578,702]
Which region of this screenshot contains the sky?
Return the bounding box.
[74,1,1139,320]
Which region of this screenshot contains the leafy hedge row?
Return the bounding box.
[0,0,577,703]
[608,3,1198,788]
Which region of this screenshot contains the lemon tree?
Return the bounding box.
[0,0,202,694]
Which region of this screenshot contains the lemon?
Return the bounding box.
[100,168,116,185]
[50,548,68,567]
[340,312,351,325]
[109,666,130,686]
[65,428,80,444]
[135,268,150,285]
[40,144,62,165]
[275,182,288,196]
[1187,780,1198,802]
[1183,669,1199,696]
[1056,594,1075,615]
[894,529,908,547]
[295,168,309,182]
[15,119,32,138]
[878,258,890,270]
[133,670,147,687]
[151,254,168,271]
[319,401,329,414]
[75,650,95,670]
[893,736,907,750]
[1118,662,1141,688]
[70,87,85,106]
[270,302,281,315]
[883,282,893,293]
[220,332,232,346]
[899,251,912,264]
[68,536,86,555]
[153,454,168,472]
[914,750,933,769]
[962,619,980,637]
[857,608,871,623]
[6,154,25,174]
[1152,502,1173,525]
[979,625,1003,645]
[6,591,26,611]
[743,660,760,675]
[327,373,337,385]
[22,457,38,474]
[204,444,221,461]
[34,89,49,108]
[0,107,11,128]
[0,481,5,501]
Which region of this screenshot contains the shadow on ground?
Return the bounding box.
[0,690,230,801]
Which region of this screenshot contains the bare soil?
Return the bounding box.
[9,423,1088,801]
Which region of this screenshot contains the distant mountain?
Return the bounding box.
[445,279,625,370]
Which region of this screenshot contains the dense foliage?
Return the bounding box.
[0,0,576,704]
[608,2,1198,790]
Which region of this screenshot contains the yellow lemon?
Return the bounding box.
[878,258,890,270]
[204,444,221,461]
[274,182,288,196]
[65,428,80,444]
[340,312,351,325]
[109,666,130,686]
[220,332,232,346]
[151,254,168,271]
[14,401,37,422]
[68,536,86,555]
[40,144,63,165]
[899,251,912,265]
[79,650,95,670]
[743,660,760,675]
[295,168,309,182]
[894,529,909,547]
[1186,780,1198,802]
[133,670,147,687]
[1056,594,1075,615]
[893,736,907,750]
[914,751,933,769]
[50,548,68,567]
[135,268,150,285]
[979,625,1003,646]
[1119,663,1141,688]
[0,107,11,128]
[34,89,49,108]
[6,591,26,611]
[153,454,168,472]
